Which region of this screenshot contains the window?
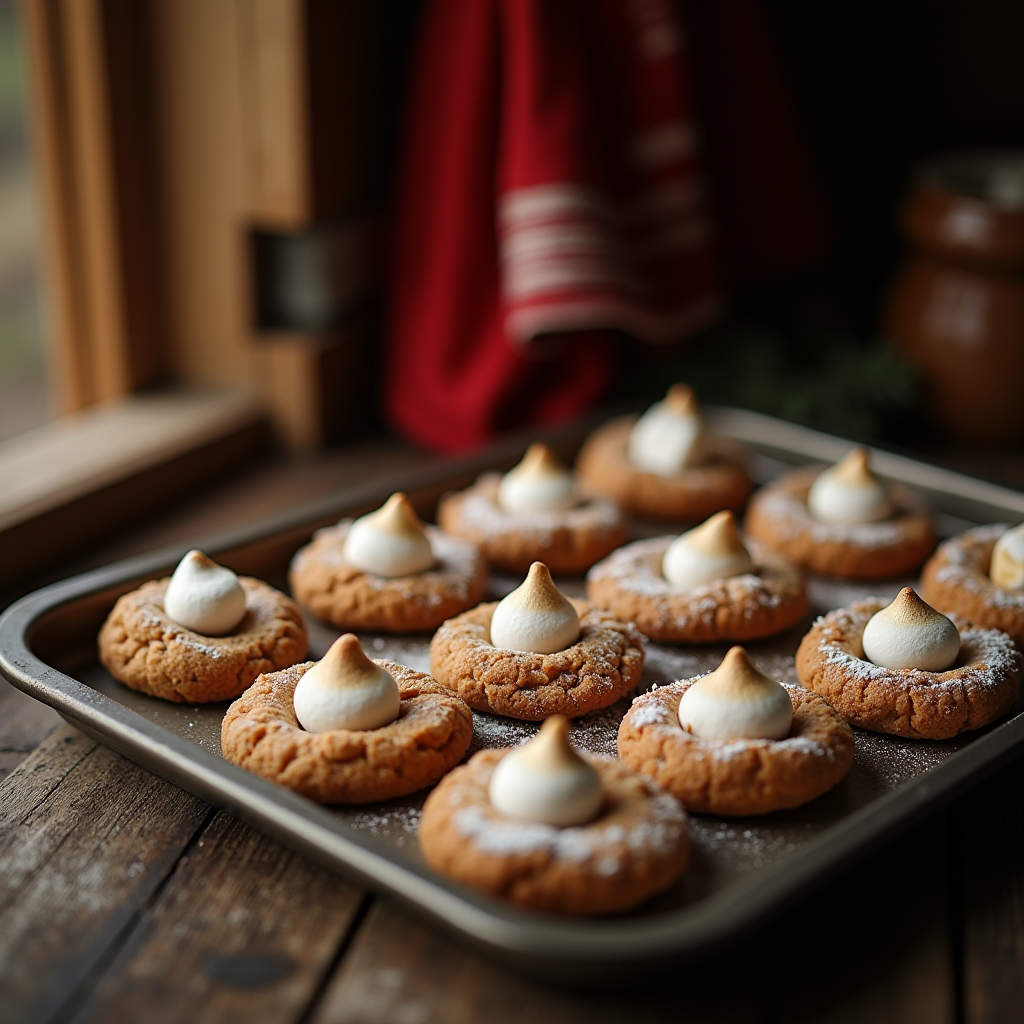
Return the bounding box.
[0,0,49,442]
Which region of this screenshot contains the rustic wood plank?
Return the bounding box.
[68,810,366,1024]
[0,680,62,780]
[957,754,1024,1024]
[310,900,756,1024]
[313,814,960,1023]
[0,726,210,1024]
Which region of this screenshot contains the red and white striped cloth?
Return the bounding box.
[496,0,719,350]
[384,0,823,453]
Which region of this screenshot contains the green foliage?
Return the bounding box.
[624,319,919,444]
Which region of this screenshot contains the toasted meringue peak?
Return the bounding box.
[663,511,755,588]
[163,550,246,636]
[677,647,793,741]
[861,588,960,671]
[488,716,604,826]
[341,492,435,578]
[488,562,580,654]
[497,443,579,513]
[293,634,401,733]
[664,383,699,416]
[807,448,894,525]
[627,383,704,477]
[991,523,1024,591]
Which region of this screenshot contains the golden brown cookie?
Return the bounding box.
[98,577,308,704]
[436,474,627,575]
[418,748,688,914]
[795,599,1023,739]
[289,523,487,632]
[920,524,1024,649]
[575,415,753,521]
[617,680,854,815]
[221,659,472,803]
[586,536,808,643]
[429,600,644,720]
[745,466,936,579]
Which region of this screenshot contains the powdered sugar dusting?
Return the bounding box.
[450,785,686,862]
[291,523,482,602]
[754,480,911,549]
[814,602,1021,693]
[932,524,1024,610]
[587,536,802,636]
[449,473,624,543]
[345,803,423,848]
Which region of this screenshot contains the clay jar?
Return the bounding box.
[887,151,1024,443]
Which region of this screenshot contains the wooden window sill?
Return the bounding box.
[0,389,268,592]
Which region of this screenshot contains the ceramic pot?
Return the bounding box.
[887,151,1024,443]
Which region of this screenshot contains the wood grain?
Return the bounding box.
[0,680,62,781]
[310,900,756,1024]
[957,754,1024,1024]
[69,810,366,1024]
[0,726,209,1024]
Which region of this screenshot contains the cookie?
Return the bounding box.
[795,599,1023,739]
[220,659,472,803]
[575,415,753,521]
[418,748,689,914]
[745,466,936,579]
[920,524,1024,648]
[617,680,854,815]
[436,474,627,575]
[587,536,808,643]
[98,577,308,704]
[289,523,487,632]
[429,600,644,720]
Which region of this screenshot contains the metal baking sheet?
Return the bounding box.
[3,408,1024,983]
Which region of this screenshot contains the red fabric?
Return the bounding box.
[386,0,720,453]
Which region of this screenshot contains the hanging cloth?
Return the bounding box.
[385,0,720,453]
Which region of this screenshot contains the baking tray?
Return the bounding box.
[3,407,1024,984]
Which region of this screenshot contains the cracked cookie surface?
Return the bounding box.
[745,466,936,579]
[221,659,472,803]
[587,535,808,643]
[429,600,644,720]
[795,599,1023,739]
[920,524,1024,649]
[98,577,308,703]
[436,473,627,574]
[617,680,854,815]
[419,748,689,914]
[575,415,753,521]
[289,523,487,632]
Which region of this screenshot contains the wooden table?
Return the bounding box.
[2,440,1023,1024]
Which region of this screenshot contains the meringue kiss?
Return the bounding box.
[488,716,604,826]
[991,523,1024,591]
[807,448,894,525]
[163,550,247,636]
[627,383,704,477]
[293,633,401,733]
[497,443,579,514]
[861,588,960,671]
[663,510,755,589]
[677,647,793,741]
[489,562,580,654]
[342,492,435,578]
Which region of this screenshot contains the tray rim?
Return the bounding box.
[3,408,1024,980]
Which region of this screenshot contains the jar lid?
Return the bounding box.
[918,150,1024,210]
